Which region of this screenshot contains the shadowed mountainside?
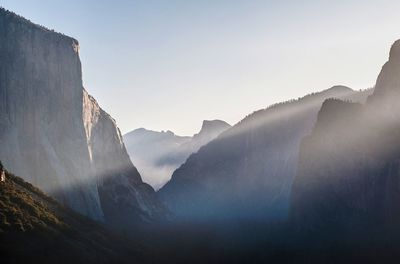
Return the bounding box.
[158,86,372,221]
[291,39,400,235]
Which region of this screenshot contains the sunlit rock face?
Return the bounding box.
[0,8,165,224]
[124,120,231,190]
[158,86,371,221]
[291,40,400,232]
[0,9,103,220]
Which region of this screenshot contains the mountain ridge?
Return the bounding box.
[124,119,231,189]
[158,86,372,221]
[291,39,400,234]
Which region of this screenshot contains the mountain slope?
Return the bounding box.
[158,86,372,221]
[0,167,145,264]
[291,40,400,233]
[0,8,165,225]
[124,120,231,189]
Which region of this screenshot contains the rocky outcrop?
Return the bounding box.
[291,40,400,233]
[0,8,165,224]
[190,120,232,148]
[158,86,371,221]
[124,120,230,189]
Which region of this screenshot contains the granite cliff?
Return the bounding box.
[0,8,165,225]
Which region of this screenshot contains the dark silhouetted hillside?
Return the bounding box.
[0,166,146,264]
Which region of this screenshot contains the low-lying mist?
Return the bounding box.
[123,120,231,189]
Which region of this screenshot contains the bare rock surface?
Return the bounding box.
[0,8,165,225]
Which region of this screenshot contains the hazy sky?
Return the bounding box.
[2,0,400,135]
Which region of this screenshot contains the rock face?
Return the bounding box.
[158,86,371,221]
[190,120,232,150]
[0,8,165,224]
[124,120,230,189]
[291,40,400,233]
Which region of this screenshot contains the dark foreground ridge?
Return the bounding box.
[0,165,146,264]
[3,160,399,264]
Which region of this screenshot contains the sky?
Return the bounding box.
[1,0,400,135]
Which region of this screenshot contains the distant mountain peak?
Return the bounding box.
[389,39,400,61]
[326,85,353,93]
[197,120,231,136]
[124,120,230,189]
[368,39,400,104]
[162,130,175,136]
[134,127,147,132]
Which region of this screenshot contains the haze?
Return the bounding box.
[2,0,400,135]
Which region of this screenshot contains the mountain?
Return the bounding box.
[0,166,146,264]
[124,120,231,189]
[123,129,191,189]
[158,86,372,221]
[291,40,400,235]
[0,8,165,226]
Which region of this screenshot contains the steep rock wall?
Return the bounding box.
[0,8,165,224]
[0,9,103,220]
